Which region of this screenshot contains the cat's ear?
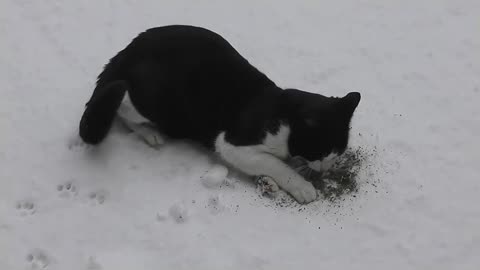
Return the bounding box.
[341,92,361,115]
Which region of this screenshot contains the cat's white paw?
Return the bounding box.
[256,175,280,197]
[136,127,165,147]
[139,132,164,147]
[288,180,317,204]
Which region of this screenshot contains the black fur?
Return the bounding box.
[79,25,360,161]
[80,81,127,144]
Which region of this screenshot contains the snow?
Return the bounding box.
[1,0,479,269]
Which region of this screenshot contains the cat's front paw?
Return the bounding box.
[288,180,317,204]
[256,175,280,197]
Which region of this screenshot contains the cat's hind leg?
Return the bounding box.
[117,99,165,147]
[120,118,165,147]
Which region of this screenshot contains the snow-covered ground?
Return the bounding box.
[1,1,479,269]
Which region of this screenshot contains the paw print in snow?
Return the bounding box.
[88,190,107,205]
[169,203,188,223]
[16,200,36,216]
[57,182,77,198]
[26,249,50,269]
[207,195,225,215]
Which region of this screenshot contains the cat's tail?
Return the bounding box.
[79,80,128,144]
[79,45,134,144]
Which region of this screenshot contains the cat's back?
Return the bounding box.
[108,25,274,91]
[125,25,247,70]
[118,25,275,117]
[140,25,230,47]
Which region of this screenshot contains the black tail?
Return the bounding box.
[79,44,132,144]
[79,80,128,144]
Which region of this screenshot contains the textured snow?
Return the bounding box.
[1,1,479,269]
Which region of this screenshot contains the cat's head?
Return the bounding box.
[283,89,361,162]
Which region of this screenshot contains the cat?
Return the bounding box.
[79,25,361,204]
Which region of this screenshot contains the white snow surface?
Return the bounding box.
[1,1,480,269]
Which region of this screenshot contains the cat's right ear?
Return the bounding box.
[341,92,361,115]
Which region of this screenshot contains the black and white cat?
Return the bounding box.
[79,25,361,204]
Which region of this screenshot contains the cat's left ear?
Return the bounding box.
[341,92,361,115]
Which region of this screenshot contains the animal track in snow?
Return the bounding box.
[26,249,50,269]
[169,203,188,223]
[88,190,107,205]
[207,195,225,214]
[16,200,36,216]
[57,182,78,198]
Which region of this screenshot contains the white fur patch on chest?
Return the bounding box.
[259,124,290,159]
[215,124,291,160]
